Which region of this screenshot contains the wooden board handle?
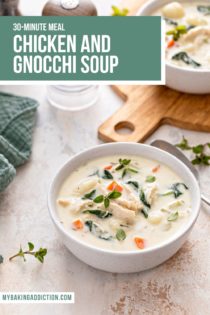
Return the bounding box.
[98,99,162,143]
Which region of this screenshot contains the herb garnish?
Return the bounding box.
[115,159,138,178]
[9,243,47,263]
[176,137,210,166]
[116,229,126,241]
[167,211,179,221]
[93,190,122,208]
[0,255,3,264]
[197,5,210,15]
[127,181,139,190]
[172,52,201,68]
[162,183,188,199]
[176,137,192,150]
[83,209,112,219]
[102,169,113,180]
[166,25,187,41]
[146,175,156,183]
[82,189,96,200]
[112,5,129,16]
[85,220,112,240]
[116,159,131,170]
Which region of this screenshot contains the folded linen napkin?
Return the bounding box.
[0,92,38,192]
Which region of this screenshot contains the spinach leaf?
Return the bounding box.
[102,169,113,179]
[197,5,210,15]
[139,189,151,208]
[127,181,139,190]
[0,255,3,264]
[83,209,112,219]
[167,211,179,221]
[116,229,126,241]
[172,183,188,198]
[164,17,178,26]
[141,208,149,219]
[162,183,188,198]
[139,189,150,218]
[85,220,93,231]
[82,189,96,200]
[172,52,201,68]
[85,220,112,240]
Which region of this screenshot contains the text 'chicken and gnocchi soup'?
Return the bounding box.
[153,1,210,69]
[57,156,191,251]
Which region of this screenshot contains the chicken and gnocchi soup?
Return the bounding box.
[57,156,191,251]
[153,2,210,69]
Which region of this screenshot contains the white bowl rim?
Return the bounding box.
[48,142,201,256]
[137,0,210,74]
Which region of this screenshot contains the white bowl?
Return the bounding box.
[48,143,200,273]
[137,0,210,94]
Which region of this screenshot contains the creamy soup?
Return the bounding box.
[57,155,191,251]
[153,1,210,69]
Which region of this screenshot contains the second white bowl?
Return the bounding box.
[137,0,210,94]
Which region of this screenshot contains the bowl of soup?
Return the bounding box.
[48,143,200,273]
[138,0,210,94]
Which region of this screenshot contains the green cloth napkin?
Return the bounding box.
[0,92,38,192]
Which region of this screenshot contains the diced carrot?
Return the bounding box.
[152,165,160,173]
[167,39,175,48]
[72,219,83,230]
[134,237,145,249]
[107,181,123,192]
[104,165,113,170]
[107,181,116,191]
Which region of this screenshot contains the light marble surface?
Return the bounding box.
[0,85,210,315]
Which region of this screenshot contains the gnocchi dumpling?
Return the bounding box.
[162,2,185,19]
[75,178,98,195]
[148,212,163,225]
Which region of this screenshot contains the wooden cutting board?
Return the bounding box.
[98,0,210,143]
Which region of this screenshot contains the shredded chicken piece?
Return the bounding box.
[109,202,136,224]
[69,199,94,214]
[114,198,142,212]
[144,184,158,205]
[181,26,210,42]
[124,184,142,209]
